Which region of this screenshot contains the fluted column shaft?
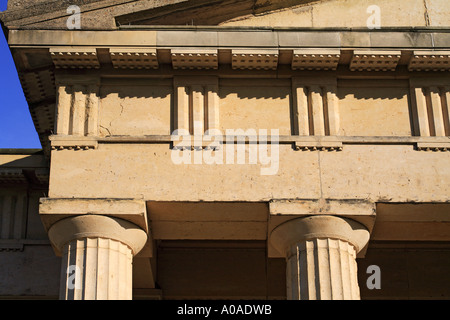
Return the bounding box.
[48,215,147,300]
[286,238,360,300]
[270,215,370,301]
[60,237,133,300]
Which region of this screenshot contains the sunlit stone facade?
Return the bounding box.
[0,0,449,300]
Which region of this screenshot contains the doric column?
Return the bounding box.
[270,215,370,300]
[48,215,147,300]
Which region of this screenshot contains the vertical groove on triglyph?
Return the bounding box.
[287,238,360,300]
[60,237,133,300]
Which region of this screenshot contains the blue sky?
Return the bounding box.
[0,1,42,149]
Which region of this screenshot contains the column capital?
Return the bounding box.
[270,215,370,257]
[268,199,375,258]
[48,215,148,256]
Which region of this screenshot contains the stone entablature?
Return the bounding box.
[1,1,450,301]
[7,28,450,156]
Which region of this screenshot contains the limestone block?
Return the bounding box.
[370,32,432,48]
[218,31,278,47]
[157,31,217,47]
[99,81,172,136]
[339,32,371,48]
[220,0,432,29]
[338,82,411,136]
[426,0,450,26]
[311,0,427,28]
[219,80,291,135]
[433,33,450,48]
[319,144,450,202]
[47,143,321,201]
[282,31,341,47]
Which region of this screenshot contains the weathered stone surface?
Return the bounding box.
[1,0,450,301]
[270,216,370,300]
[3,0,448,30]
[59,237,134,300]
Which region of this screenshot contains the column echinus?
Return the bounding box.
[270,216,370,300]
[48,215,147,300]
